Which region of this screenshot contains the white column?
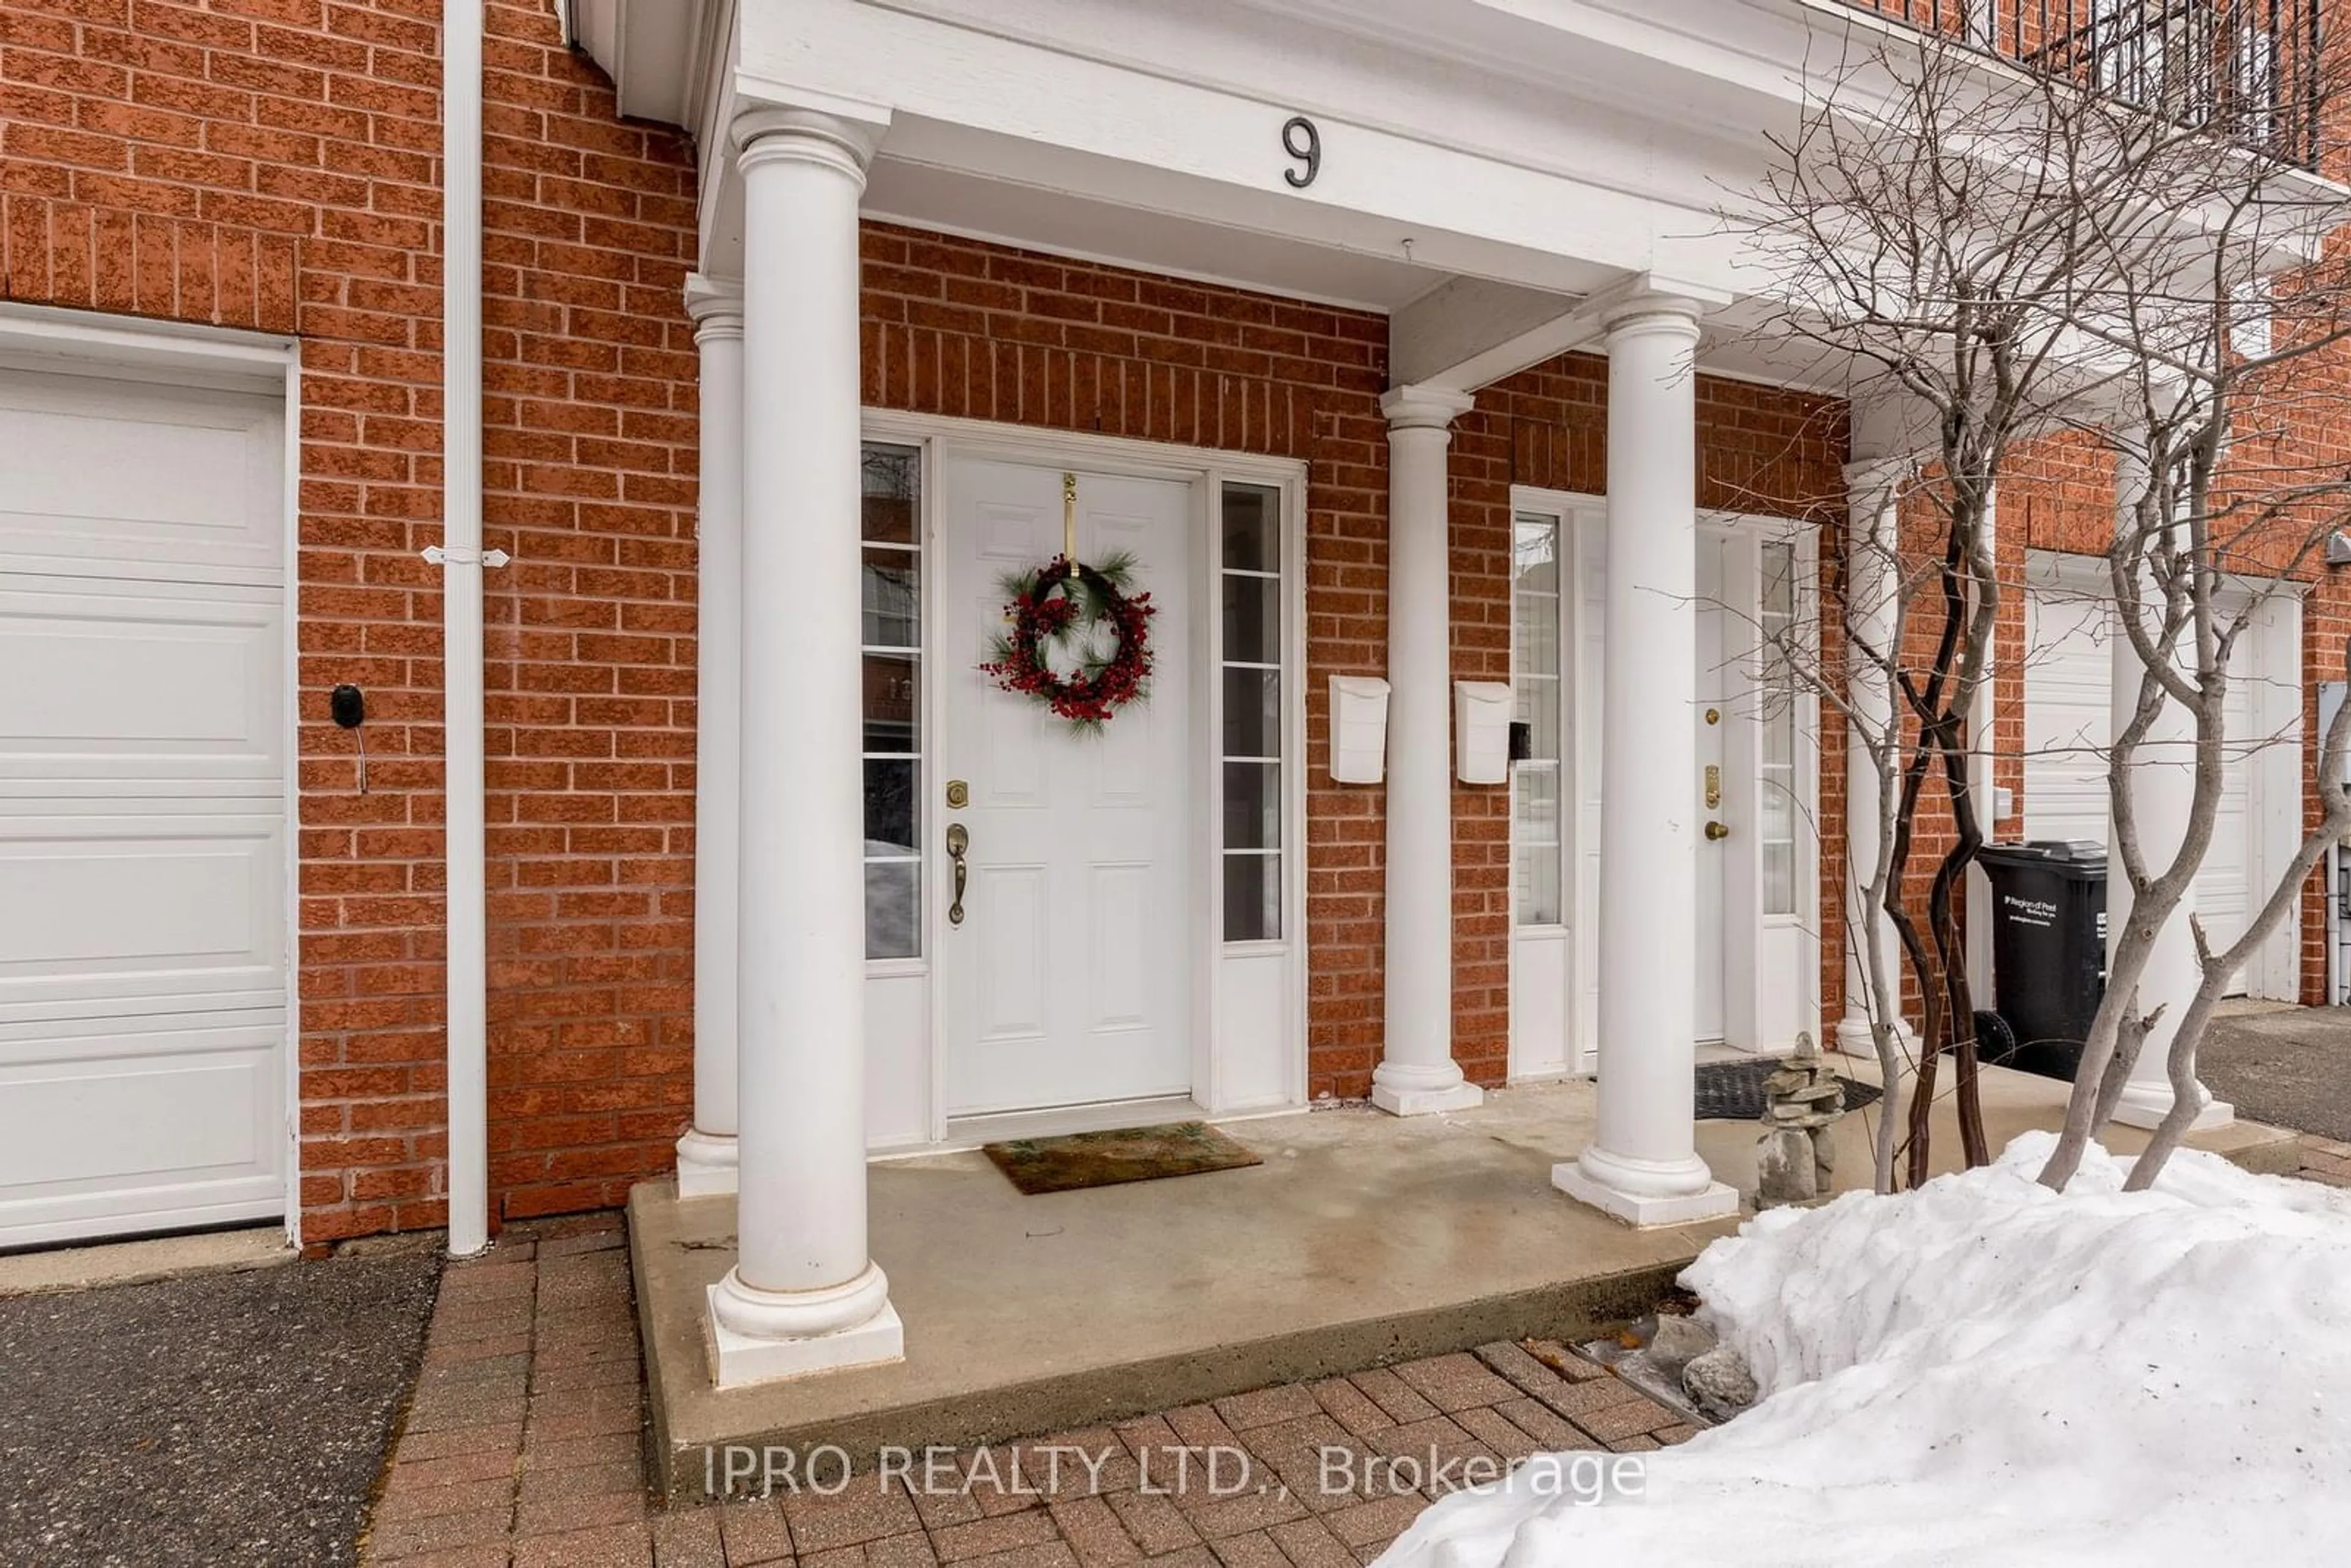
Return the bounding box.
[1554,298,1737,1225]
[1372,384,1482,1116]
[677,274,744,1196]
[2107,446,2232,1132]
[706,106,904,1386]
[1835,459,1908,1060]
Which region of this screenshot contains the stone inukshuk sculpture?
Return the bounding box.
[1756,1032,1843,1207]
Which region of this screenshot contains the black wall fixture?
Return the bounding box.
[331,683,368,792]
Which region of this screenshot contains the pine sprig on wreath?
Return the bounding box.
[980,551,1156,729]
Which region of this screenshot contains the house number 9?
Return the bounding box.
[1282,116,1320,188]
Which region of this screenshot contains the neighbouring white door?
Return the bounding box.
[1693,538,1730,1042]
[1535,507,1752,1066]
[0,365,289,1247]
[937,457,1194,1117]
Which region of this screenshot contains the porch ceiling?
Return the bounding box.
[849,155,1871,400]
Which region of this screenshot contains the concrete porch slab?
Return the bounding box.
[631,1082,1719,1499]
[632,1067,2299,1500]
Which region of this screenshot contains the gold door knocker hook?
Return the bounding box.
[1062,471,1079,579]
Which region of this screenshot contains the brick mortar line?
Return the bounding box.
[504,1244,542,1558]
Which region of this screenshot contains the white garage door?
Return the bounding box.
[2022,568,2271,992]
[0,364,288,1248]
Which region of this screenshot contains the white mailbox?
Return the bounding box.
[1328,675,1390,784]
[1454,680,1513,785]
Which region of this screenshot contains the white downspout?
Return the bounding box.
[438,0,492,1258]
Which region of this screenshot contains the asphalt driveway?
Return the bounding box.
[2200,1005,2351,1143]
[0,1247,440,1568]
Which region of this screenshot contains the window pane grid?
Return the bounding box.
[1221,483,1284,941]
[862,442,923,959]
[1511,513,1565,925]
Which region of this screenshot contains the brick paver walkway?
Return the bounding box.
[2297,1132,2351,1187]
[359,1138,2351,1568]
[359,1218,1693,1568]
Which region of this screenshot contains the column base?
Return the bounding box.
[1552,1152,1740,1228]
[675,1128,739,1197]
[707,1285,904,1388]
[2110,1082,2233,1133]
[1370,1079,1485,1116]
[1832,1013,1913,1060]
[1832,1014,1878,1059]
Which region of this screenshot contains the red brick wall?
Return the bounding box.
[474,2,698,1227]
[1,0,700,1242]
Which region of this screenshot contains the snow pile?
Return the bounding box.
[1381,1134,2351,1566]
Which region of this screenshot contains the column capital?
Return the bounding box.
[684,272,744,343]
[1600,297,1706,345]
[1379,384,1474,432]
[731,105,885,179]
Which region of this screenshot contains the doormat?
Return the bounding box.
[1695,1059,1881,1120]
[982,1120,1262,1195]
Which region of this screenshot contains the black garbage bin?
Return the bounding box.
[1973,840,2107,1079]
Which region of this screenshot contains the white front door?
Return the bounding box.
[938,457,1195,1117]
[0,366,289,1247]
[1693,538,1729,1042]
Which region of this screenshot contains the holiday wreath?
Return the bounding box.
[980,552,1157,728]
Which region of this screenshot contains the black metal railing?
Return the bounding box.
[1839,2,2325,168]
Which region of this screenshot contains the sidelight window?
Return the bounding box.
[862,443,923,959]
[1511,513,1565,926]
[1220,483,1284,941]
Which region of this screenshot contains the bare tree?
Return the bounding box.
[1742,7,2351,1192]
[2035,34,2351,1184]
[1742,32,2107,1187]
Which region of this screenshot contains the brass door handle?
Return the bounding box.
[945,822,969,925]
[1704,820,1730,841]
